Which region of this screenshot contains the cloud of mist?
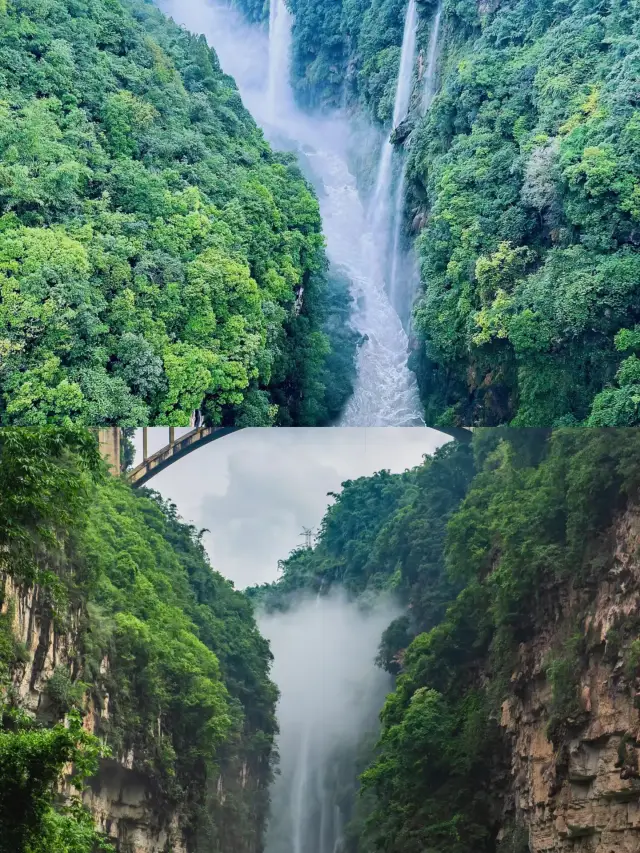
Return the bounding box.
[259,591,398,853]
[158,0,270,100]
[156,0,357,178]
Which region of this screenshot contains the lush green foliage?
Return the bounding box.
[0,426,102,593]
[244,0,640,426]
[408,0,640,427]
[0,0,355,426]
[84,481,278,847]
[0,709,109,853]
[0,428,278,851]
[254,428,640,852]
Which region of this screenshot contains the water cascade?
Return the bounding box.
[370,0,418,269]
[422,4,443,113]
[388,3,444,319]
[156,0,424,426]
[259,594,396,853]
[267,0,293,122]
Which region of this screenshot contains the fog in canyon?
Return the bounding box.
[258,592,397,853]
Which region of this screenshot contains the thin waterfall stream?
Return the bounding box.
[371,0,418,316]
[389,1,443,324]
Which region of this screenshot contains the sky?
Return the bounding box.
[133,428,450,589]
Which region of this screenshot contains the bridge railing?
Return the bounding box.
[128,426,241,487]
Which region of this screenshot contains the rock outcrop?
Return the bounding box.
[1,573,189,853]
[500,509,640,852]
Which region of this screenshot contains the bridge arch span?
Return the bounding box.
[97,427,242,486]
[97,425,473,488]
[128,427,242,487]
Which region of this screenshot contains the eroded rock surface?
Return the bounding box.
[501,510,640,852]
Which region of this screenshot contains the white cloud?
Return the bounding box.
[136,428,450,588]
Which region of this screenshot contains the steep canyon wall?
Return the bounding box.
[501,508,640,852]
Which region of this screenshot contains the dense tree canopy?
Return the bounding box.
[236,0,640,426]
[0,0,357,427]
[0,428,278,851]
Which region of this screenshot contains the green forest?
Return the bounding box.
[250,427,640,852]
[0,427,278,852]
[4,427,640,850]
[0,0,358,428]
[235,0,640,427]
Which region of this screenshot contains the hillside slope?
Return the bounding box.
[0,428,277,852]
[0,0,357,427]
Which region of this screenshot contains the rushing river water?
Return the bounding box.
[159,0,425,426]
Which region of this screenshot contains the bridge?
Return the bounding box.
[97,425,473,487]
[98,427,241,487]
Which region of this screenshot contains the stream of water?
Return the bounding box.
[159,0,425,426]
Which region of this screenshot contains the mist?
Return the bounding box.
[258,591,398,853]
[155,0,423,426]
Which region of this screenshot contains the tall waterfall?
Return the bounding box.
[267,0,293,122]
[422,4,443,113]
[388,3,443,316]
[370,0,418,252]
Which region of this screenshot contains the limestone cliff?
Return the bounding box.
[500,509,640,852]
[1,573,190,853]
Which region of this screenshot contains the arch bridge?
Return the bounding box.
[97,426,473,488]
[98,427,241,487]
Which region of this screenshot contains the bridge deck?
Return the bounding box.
[128,427,241,487]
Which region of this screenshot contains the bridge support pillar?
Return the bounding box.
[97,428,121,475]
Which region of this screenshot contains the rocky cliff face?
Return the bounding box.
[500,509,640,853]
[0,573,189,853]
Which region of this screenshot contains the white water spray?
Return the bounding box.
[156,0,423,426]
[259,593,396,853]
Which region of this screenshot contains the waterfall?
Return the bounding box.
[267,0,292,122]
[388,3,443,318]
[160,0,424,427]
[259,594,395,853]
[388,158,410,317]
[422,4,443,113]
[370,0,418,243]
[291,729,312,853]
[332,806,343,853]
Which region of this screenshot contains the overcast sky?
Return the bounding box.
[133,428,450,589]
